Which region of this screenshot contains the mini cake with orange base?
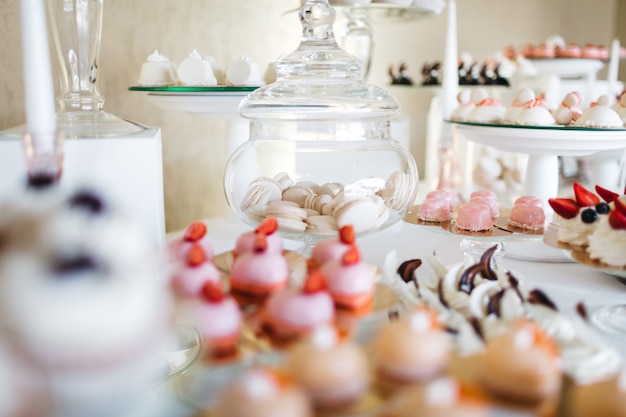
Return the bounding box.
[214,367,313,417]
[229,234,289,301]
[168,220,214,263]
[284,325,370,410]
[171,243,221,298]
[233,216,283,257]
[476,319,562,405]
[308,224,355,271]
[189,281,242,359]
[376,376,490,417]
[371,308,452,394]
[567,370,626,417]
[321,245,376,312]
[263,270,335,345]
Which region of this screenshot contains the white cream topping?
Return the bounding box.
[147,49,170,62]
[556,214,600,247]
[587,220,626,267]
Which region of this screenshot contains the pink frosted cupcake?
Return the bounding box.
[168,220,213,263]
[264,271,335,343]
[233,217,283,257]
[309,225,355,271]
[455,202,493,232]
[191,281,242,358]
[171,243,221,298]
[321,245,375,311]
[230,234,289,299]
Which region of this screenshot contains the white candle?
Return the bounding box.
[20,0,56,137]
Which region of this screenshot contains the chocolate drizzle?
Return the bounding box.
[528,289,558,311]
[437,279,449,308]
[487,289,505,317]
[469,317,484,341]
[458,245,499,294]
[68,190,106,215]
[576,302,589,321]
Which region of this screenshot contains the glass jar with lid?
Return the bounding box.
[224,0,418,248]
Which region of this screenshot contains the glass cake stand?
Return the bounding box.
[404,206,546,266]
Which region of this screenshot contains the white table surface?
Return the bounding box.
[154,213,626,417]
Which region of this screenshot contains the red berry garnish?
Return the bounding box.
[253,234,268,253]
[303,270,327,294]
[339,225,356,245]
[573,182,600,207]
[609,206,626,230]
[187,243,207,266]
[614,195,626,215]
[595,185,618,204]
[342,245,361,266]
[184,221,207,242]
[201,280,224,302]
[255,217,278,236]
[548,198,580,219]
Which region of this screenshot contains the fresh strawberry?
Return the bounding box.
[253,234,268,253]
[609,209,626,230]
[255,217,278,235]
[303,270,327,294]
[183,221,207,242]
[614,195,626,215]
[342,245,361,265]
[339,225,356,245]
[201,280,224,302]
[187,243,207,266]
[595,185,619,203]
[573,182,600,207]
[548,198,580,219]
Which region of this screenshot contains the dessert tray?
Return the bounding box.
[527,58,605,78]
[129,86,258,116]
[543,222,626,280]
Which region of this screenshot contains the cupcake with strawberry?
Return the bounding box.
[308,225,356,271]
[548,182,610,249]
[587,193,626,267]
[169,220,214,263]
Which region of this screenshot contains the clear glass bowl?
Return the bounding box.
[223,0,418,248]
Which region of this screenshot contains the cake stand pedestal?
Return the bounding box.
[452,122,626,262]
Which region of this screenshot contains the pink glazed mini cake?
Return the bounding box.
[191,281,242,358]
[455,202,494,232]
[418,191,453,222]
[321,245,376,311]
[309,225,356,271]
[508,196,546,231]
[171,243,221,298]
[264,271,335,343]
[469,190,499,218]
[233,217,283,257]
[229,234,289,299]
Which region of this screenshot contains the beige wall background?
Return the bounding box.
[0,0,623,232]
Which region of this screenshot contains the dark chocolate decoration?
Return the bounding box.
[68,190,106,214]
[458,263,483,294]
[479,245,499,281]
[507,272,525,301]
[528,289,558,311]
[469,317,484,341]
[437,279,449,309]
[53,254,102,276]
[487,289,505,317]
[27,173,57,189]
[444,326,459,335]
[576,302,589,321]
[397,259,422,283]
[387,309,400,321]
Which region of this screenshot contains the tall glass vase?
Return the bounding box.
[47,0,145,138]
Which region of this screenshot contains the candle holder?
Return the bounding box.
[47,0,146,138]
